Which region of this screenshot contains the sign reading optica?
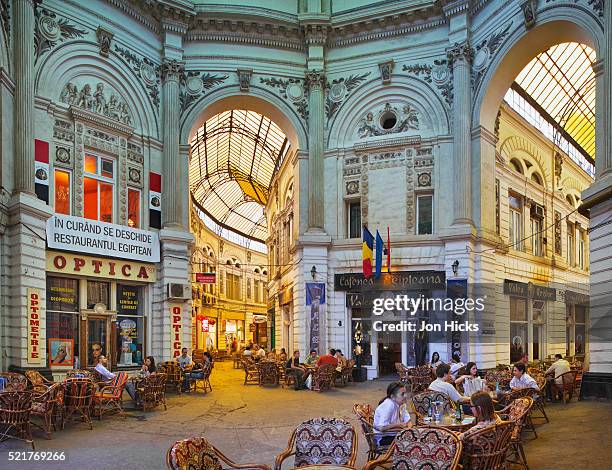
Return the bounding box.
[27,288,42,364]
[46,251,157,283]
[170,304,182,358]
[46,214,160,263]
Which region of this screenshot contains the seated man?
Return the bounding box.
[177,347,192,391]
[316,348,339,367]
[286,350,308,390]
[95,355,115,381]
[305,349,319,366]
[429,364,470,405]
[544,354,570,399]
[509,362,539,390]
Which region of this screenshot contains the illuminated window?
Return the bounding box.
[54,169,71,215]
[128,188,140,228]
[84,154,115,223]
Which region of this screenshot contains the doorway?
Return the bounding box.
[82,314,115,369]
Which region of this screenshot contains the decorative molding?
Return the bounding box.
[545,0,604,18]
[127,143,144,164]
[353,135,421,152]
[521,0,538,28]
[378,60,394,85]
[34,7,87,62]
[259,76,308,121]
[326,72,370,120]
[128,166,141,185]
[303,23,329,47]
[96,26,113,57]
[70,106,134,138]
[180,71,228,112]
[402,59,453,107]
[1,0,9,48]
[471,22,513,95]
[554,210,562,255]
[305,70,326,91]
[417,172,432,187]
[55,146,71,166]
[53,119,74,143]
[356,102,419,139]
[161,58,184,83]
[114,45,161,110]
[60,82,133,126]
[237,68,253,92]
[345,180,359,195]
[495,178,500,235]
[446,41,473,65]
[406,149,415,232]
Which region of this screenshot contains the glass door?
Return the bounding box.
[86,316,111,367]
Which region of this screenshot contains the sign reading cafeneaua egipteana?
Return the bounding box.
[46,214,160,263]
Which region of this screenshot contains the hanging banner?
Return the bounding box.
[170,304,183,358]
[27,288,42,364]
[306,283,325,354]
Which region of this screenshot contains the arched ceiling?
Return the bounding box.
[506,42,595,173]
[189,110,290,243]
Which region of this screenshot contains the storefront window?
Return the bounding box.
[116,285,144,367]
[46,277,79,368]
[574,305,587,356]
[351,309,372,366]
[87,281,110,309]
[510,297,528,362]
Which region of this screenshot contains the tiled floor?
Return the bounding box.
[1,361,611,469]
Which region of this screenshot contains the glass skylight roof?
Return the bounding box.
[509,42,595,167]
[189,110,290,243]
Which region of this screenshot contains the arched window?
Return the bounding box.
[531,172,543,186]
[510,158,524,174]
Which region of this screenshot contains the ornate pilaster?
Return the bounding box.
[161,59,184,229]
[13,0,36,194]
[447,41,473,225]
[601,0,612,178]
[305,70,326,230]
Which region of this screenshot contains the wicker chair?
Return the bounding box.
[242,359,260,385]
[65,369,92,378]
[0,391,34,450]
[61,377,95,430]
[345,359,356,383]
[363,426,462,470]
[499,397,533,469]
[461,420,514,470]
[0,372,28,391]
[551,370,578,404]
[495,387,538,439]
[485,370,512,390]
[25,370,54,394]
[408,365,435,394]
[159,361,185,393]
[93,371,129,420]
[353,403,389,461]
[167,436,271,470]
[274,417,357,469]
[30,382,62,439]
[190,363,213,393]
[531,375,549,423]
[311,364,336,392]
[395,362,411,383]
[411,390,455,424]
[257,361,279,386]
[139,372,168,412]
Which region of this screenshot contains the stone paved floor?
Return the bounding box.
[1,361,611,469]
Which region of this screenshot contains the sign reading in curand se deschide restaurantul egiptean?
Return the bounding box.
[334,271,446,291]
[46,214,160,263]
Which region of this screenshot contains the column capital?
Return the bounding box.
[592,59,604,77]
[161,59,185,83]
[305,70,326,91]
[446,41,473,66]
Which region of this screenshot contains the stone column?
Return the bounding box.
[161,59,184,229]
[306,71,325,230]
[599,1,612,178]
[13,0,36,194]
[447,42,473,225]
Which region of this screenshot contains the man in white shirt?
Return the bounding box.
[429,364,470,404]
[509,362,539,390]
[177,348,192,369]
[242,346,253,357]
[94,355,115,381]
[449,353,464,381]
[255,345,266,359]
[545,354,571,385]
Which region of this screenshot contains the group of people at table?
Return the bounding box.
[242,346,349,390]
[374,352,573,445]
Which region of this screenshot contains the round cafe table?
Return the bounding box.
[422,413,476,432]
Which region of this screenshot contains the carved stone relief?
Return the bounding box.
[96,26,113,57]
[357,103,419,139]
[53,119,74,143]
[406,149,415,232]
[346,180,360,195]
[114,45,161,109]
[128,143,144,165]
[402,59,453,107]
[180,71,229,112]
[55,146,71,166]
[471,22,513,96]
[417,172,432,187]
[128,167,142,185]
[237,68,253,92]
[326,72,370,120]
[60,82,133,126]
[35,7,87,62]
[378,61,394,84]
[554,210,562,255]
[260,76,308,121]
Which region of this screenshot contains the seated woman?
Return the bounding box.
[455,362,486,396]
[430,351,442,369]
[126,356,156,402]
[460,391,502,441]
[373,382,412,446]
[278,348,288,362]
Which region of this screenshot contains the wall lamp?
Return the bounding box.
[451,260,459,276]
[311,265,317,280]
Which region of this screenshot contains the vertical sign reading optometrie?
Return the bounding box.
[170,304,182,358]
[27,288,42,364]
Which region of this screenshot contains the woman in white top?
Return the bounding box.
[373,382,412,446]
[430,351,442,369]
[455,362,486,397]
[449,353,465,380]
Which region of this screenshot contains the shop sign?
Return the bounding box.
[346,293,363,308]
[334,271,446,292]
[195,273,216,284]
[46,251,156,283]
[170,304,182,358]
[504,280,556,301]
[201,318,209,333]
[252,314,267,324]
[279,287,293,305]
[27,288,42,364]
[565,290,589,305]
[118,285,141,314]
[46,214,160,262]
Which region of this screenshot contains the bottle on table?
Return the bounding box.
[455,401,462,421]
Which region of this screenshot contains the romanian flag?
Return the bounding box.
[375,230,384,279]
[387,226,391,273]
[362,227,374,279]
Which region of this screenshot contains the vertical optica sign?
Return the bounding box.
[170,304,182,358]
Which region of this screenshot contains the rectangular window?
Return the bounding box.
[531,217,543,256]
[348,201,361,239]
[84,154,115,223]
[226,273,242,300]
[416,194,433,235]
[510,296,528,363]
[578,230,586,269]
[116,284,144,367]
[247,278,252,300]
[509,194,523,250]
[574,305,587,356]
[54,169,71,215]
[46,277,80,368]
[128,188,140,228]
[87,280,110,309]
[567,223,575,266]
